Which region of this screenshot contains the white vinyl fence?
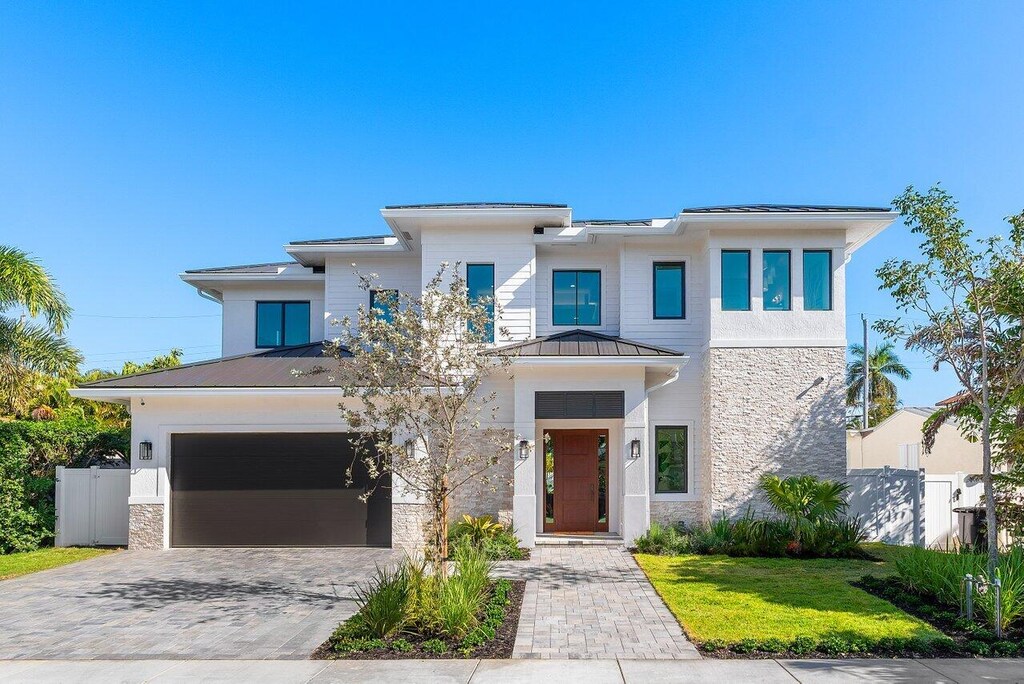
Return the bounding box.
[846,467,984,548]
[55,466,129,547]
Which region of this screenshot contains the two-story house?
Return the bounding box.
[74,202,896,550]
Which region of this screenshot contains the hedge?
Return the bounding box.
[0,418,129,553]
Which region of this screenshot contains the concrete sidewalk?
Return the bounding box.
[1,658,1022,683]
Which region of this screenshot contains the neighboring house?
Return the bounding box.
[847,406,985,548]
[72,202,896,550]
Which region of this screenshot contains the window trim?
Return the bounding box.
[720,249,752,311]
[651,423,693,499]
[551,269,602,327]
[802,249,833,311]
[652,261,686,320]
[466,262,496,342]
[254,300,311,349]
[762,249,792,312]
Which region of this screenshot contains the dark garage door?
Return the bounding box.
[170,433,391,547]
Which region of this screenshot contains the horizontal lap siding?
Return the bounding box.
[324,256,420,340]
[536,247,620,337]
[420,227,536,342]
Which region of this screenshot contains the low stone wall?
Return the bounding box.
[128,503,163,549]
[650,500,705,529]
[391,502,429,553]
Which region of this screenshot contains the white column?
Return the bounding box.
[512,422,537,547]
[621,388,650,545]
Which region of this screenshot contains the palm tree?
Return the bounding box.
[0,245,81,416]
[846,342,911,426]
[758,474,850,550]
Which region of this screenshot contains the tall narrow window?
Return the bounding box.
[803,250,832,311]
[466,263,495,341]
[762,250,791,311]
[256,301,310,347]
[370,289,398,323]
[721,250,751,311]
[552,270,601,326]
[654,426,688,494]
[653,262,685,319]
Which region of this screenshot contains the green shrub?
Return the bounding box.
[354,564,410,638]
[449,517,524,561]
[334,637,386,653]
[0,417,128,553]
[422,638,448,654]
[391,638,413,653]
[634,521,688,555]
[790,635,817,654]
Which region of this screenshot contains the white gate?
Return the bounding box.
[924,472,983,549]
[55,466,129,546]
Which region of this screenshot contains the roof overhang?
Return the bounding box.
[512,356,687,370]
[285,236,408,267]
[675,210,898,255]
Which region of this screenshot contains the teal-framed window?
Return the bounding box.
[370,289,398,323]
[653,262,685,319]
[466,263,495,341]
[654,426,688,494]
[552,269,601,326]
[762,250,791,311]
[802,250,832,311]
[255,301,310,348]
[721,250,751,311]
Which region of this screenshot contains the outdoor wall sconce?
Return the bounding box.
[630,438,642,459]
[404,438,415,460]
[138,441,153,461]
[518,439,530,460]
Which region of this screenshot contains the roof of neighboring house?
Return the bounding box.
[937,391,969,406]
[183,261,295,275]
[681,204,891,214]
[490,329,684,357]
[288,235,393,246]
[383,202,569,210]
[76,343,349,389]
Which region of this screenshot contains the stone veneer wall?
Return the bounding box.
[703,346,846,517]
[650,501,705,529]
[128,503,164,549]
[448,430,514,527]
[391,502,429,553]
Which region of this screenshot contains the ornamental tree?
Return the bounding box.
[875,185,1024,576]
[318,262,513,568]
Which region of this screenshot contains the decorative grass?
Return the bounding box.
[0,547,114,581]
[635,551,943,646]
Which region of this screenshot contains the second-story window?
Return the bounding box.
[762,250,791,311]
[466,263,495,341]
[552,270,601,326]
[256,301,310,347]
[721,250,751,311]
[653,262,685,319]
[803,249,833,311]
[370,289,398,323]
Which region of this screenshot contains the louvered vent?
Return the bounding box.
[535,391,625,419]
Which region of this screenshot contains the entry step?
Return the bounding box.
[534,533,625,546]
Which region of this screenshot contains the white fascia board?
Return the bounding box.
[512,356,687,370]
[69,387,346,401]
[380,206,572,225]
[179,272,325,285]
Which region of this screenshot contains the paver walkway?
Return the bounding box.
[496,545,700,659]
[0,548,397,660]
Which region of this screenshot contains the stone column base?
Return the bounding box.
[128,503,164,549]
[392,502,428,553]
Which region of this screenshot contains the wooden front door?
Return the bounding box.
[549,429,608,533]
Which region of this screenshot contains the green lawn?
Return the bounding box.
[635,548,942,646]
[0,547,115,581]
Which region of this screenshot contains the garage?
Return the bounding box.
[170,432,391,547]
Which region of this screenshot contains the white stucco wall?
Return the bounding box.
[847,410,984,474]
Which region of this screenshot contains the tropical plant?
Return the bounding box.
[845,342,911,426]
[451,514,503,545]
[0,246,81,417]
[875,185,1024,577]
[316,262,514,570]
[758,474,849,550]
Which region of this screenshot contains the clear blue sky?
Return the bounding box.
[2,2,1022,407]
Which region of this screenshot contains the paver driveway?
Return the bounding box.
[497,546,700,659]
[0,548,398,660]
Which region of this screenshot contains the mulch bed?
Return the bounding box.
[312,579,526,660]
[855,575,1024,655]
